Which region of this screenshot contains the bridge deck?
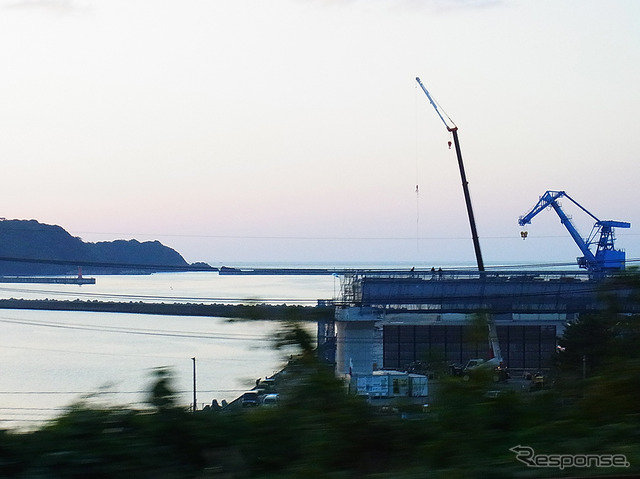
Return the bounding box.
[339,270,637,314]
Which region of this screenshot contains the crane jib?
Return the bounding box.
[415,77,456,131]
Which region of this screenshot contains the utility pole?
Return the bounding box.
[192,357,197,412]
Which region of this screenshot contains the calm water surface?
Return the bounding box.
[0,272,336,429]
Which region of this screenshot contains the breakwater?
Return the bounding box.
[0,276,95,285]
[219,266,345,275]
[0,298,334,321]
[218,266,425,275]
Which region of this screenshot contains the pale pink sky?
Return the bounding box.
[0,0,638,266]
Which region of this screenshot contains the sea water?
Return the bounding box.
[0,271,337,430]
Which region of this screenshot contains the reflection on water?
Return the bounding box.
[0,271,336,305]
[0,272,333,429]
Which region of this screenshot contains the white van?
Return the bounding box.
[261,393,279,407]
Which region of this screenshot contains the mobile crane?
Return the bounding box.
[415,77,503,371]
[518,190,631,273]
[415,77,485,272]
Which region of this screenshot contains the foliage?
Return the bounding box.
[0,313,639,477]
[0,218,190,276]
[557,312,616,376]
[147,367,180,412]
[273,320,316,358]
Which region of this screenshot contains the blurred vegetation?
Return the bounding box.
[1,278,640,477]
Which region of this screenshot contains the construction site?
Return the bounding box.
[319,78,635,381]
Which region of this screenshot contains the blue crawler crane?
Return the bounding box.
[518,190,630,272]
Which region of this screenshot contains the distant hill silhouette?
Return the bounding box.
[0,219,210,275]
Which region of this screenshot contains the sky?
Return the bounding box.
[0,0,639,267]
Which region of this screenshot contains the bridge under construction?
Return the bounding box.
[318,78,635,378]
[319,268,638,377]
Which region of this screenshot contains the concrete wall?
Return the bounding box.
[334,306,567,374]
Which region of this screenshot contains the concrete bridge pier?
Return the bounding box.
[334,307,382,376]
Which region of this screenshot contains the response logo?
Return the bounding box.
[510,445,630,470]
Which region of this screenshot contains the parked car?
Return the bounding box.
[241,391,260,407]
[261,393,279,407]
